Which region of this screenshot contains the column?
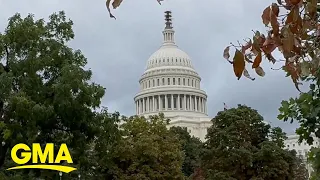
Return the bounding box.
[204,99,207,114]
[184,94,187,110]
[200,97,202,112]
[177,94,180,110]
[141,99,144,113]
[171,94,174,109]
[136,101,138,114]
[189,95,192,111]
[158,95,161,111]
[195,96,198,111]
[153,96,155,112]
[202,98,205,113]
[147,97,150,112]
[165,94,168,110]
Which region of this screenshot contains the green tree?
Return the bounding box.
[108,114,185,180]
[201,105,303,180]
[169,126,203,177]
[309,147,320,180]
[0,11,120,179]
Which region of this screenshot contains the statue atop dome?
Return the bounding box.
[164,11,172,29]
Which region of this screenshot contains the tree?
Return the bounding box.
[169,126,203,177]
[309,147,320,180]
[108,114,185,180]
[201,104,306,180]
[0,11,120,179]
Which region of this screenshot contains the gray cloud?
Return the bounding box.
[0,0,302,134]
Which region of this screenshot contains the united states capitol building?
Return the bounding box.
[133,11,319,176]
[134,11,211,142]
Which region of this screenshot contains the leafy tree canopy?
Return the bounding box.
[108,114,185,180]
[0,11,121,179]
[201,105,308,180]
[169,126,203,178]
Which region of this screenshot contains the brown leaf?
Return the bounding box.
[223,46,232,64]
[241,40,252,53]
[243,68,255,81]
[271,3,279,17]
[307,0,317,18]
[106,0,116,19]
[262,36,277,54]
[289,0,301,5]
[262,6,271,26]
[282,27,294,53]
[255,66,265,77]
[233,50,245,80]
[252,52,262,68]
[112,0,123,9]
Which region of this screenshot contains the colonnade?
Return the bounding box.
[135,94,207,115]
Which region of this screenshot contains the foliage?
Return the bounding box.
[108,114,185,180]
[169,126,203,177]
[309,147,320,180]
[0,11,121,179]
[222,0,319,91]
[201,104,306,180]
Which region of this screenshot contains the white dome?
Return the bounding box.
[146,46,194,70]
[134,11,208,120]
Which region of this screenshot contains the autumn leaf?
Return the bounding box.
[262,6,271,26]
[241,40,252,53]
[243,68,255,81]
[282,29,295,54]
[223,46,232,64]
[233,50,245,80]
[289,0,302,5]
[106,0,116,19]
[255,66,265,77]
[262,36,277,54]
[112,0,123,9]
[252,52,262,68]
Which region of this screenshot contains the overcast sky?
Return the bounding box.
[0,0,305,134]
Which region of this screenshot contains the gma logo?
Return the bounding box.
[7,143,76,173]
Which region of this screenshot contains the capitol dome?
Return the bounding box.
[134,11,211,141]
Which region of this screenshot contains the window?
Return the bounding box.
[178,78,180,85]
[173,78,175,85]
[157,79,160,86]
[148,80,150,87]
[287,145,289,148]
[192,80,194,87]
[293,144,295,147]
[183,78,185,85]
[153,79,155,87]
[162,78,165,85]
[168,78,170,85]
[188,79,190,86]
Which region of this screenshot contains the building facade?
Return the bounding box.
[284,134,320,177]
[134,11,211,141]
